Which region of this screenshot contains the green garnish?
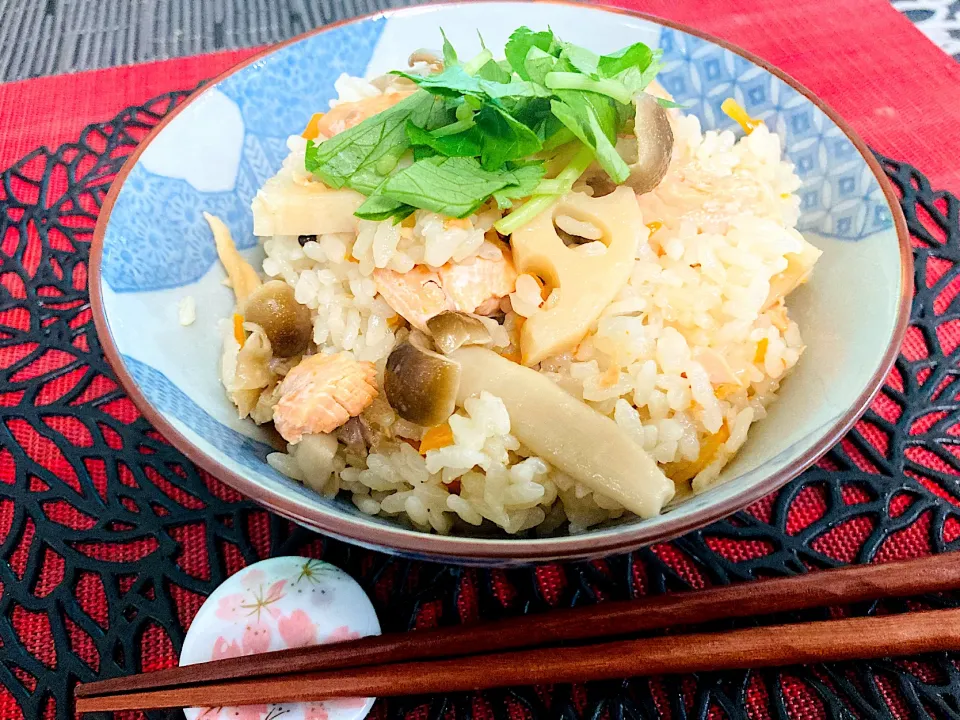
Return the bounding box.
[305,26,664,225]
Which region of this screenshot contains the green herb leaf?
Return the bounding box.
[413,145,438,161]
[616,51,663,96]
[555,89,620,144]
[394,67,550,104]
[405,120,481,157]
[477,58,513,83]
[598,42,654,78]
[355,190,415,222]
[492,163,545,208]
[656,97,686,109]
[306,91,449,194]
[559,44,599,77]
[550,98,628,183]
[474,105,543,169]
[380,156,518,217]
[392,66,484,98]
[524,47,557,85]
[504,26,557,79]
[440,29,459,67]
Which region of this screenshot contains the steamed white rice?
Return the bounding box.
[222,73,811,536]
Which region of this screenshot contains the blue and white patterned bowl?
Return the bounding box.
[91,1,911,565]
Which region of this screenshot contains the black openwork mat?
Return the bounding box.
[3,88,960,720]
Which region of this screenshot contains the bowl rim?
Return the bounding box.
[90,0,913,564]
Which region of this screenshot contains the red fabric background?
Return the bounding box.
[3,0,960,194]
[1,2,958,718]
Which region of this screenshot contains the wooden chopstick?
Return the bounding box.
[77,606,960,712]
[76,552,960,704]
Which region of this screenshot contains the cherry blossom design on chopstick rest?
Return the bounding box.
[180,557,381,720]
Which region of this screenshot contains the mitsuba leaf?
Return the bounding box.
[354,190,415,222]
[598,42,654,78]
[550,98,628,183]
[504,26,557,79]
[492,163,546,208]
[559,43,599,77]
[524,47,557,85]
[440,29,459,67]
[380,156,518,217]
[306,91,450,194]
[474,105,543,169]
[405,120,481,157]
[476,58,513,83]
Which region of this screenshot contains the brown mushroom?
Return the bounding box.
[426,312,492,355]
[338,416,372,457]
[242,280,312,358]
[384,332,460,427]
[407,49,443,72]
[624,94,674,195]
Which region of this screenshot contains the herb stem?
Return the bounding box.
[463,49,494,76]
[544,72,633,105]
[494,144,594,235]
[433,117,476,137]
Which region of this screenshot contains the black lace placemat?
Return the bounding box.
[3,88,960,720]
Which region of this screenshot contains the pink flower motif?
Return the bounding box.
[262,580,287,619]
[241,620,272,654]
[215,594,247,621]
[304,703,329,720]
[197,708,221,720]
[277,609,317,648]
[325,626,360,644]
[241,569,266,589]
[212,637,243,661]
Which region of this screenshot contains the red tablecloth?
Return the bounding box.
[3,0,960,192]
[3,2,960,719]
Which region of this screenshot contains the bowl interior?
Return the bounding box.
[95,1,905,562]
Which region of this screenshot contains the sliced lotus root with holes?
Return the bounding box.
[509,187,644,365]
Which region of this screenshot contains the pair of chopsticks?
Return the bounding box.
[75,553,960,713]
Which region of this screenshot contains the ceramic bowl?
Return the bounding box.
[91,1,911,565]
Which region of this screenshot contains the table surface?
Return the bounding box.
[1,0,958,82]
[4,2,960,720]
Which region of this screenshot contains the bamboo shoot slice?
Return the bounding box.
[451,346,674,518]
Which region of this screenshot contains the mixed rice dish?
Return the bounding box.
[204,28,821,535]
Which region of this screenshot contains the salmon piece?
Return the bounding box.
[372,266,453,332]
[438,241,517,315]
[273,352,378,444]
[315,91,414,138]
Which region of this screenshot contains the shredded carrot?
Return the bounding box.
[599,363,620,388]
[419,423,454,454]
[715,383,740,400]
[664,423,731,483]
[501,349,522,363]
[646,221,663,234]
[721,98,763,134]
[301,112,325,140]
[445,218,472,230]
[754,337,769,364]
[233,313,246,348]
